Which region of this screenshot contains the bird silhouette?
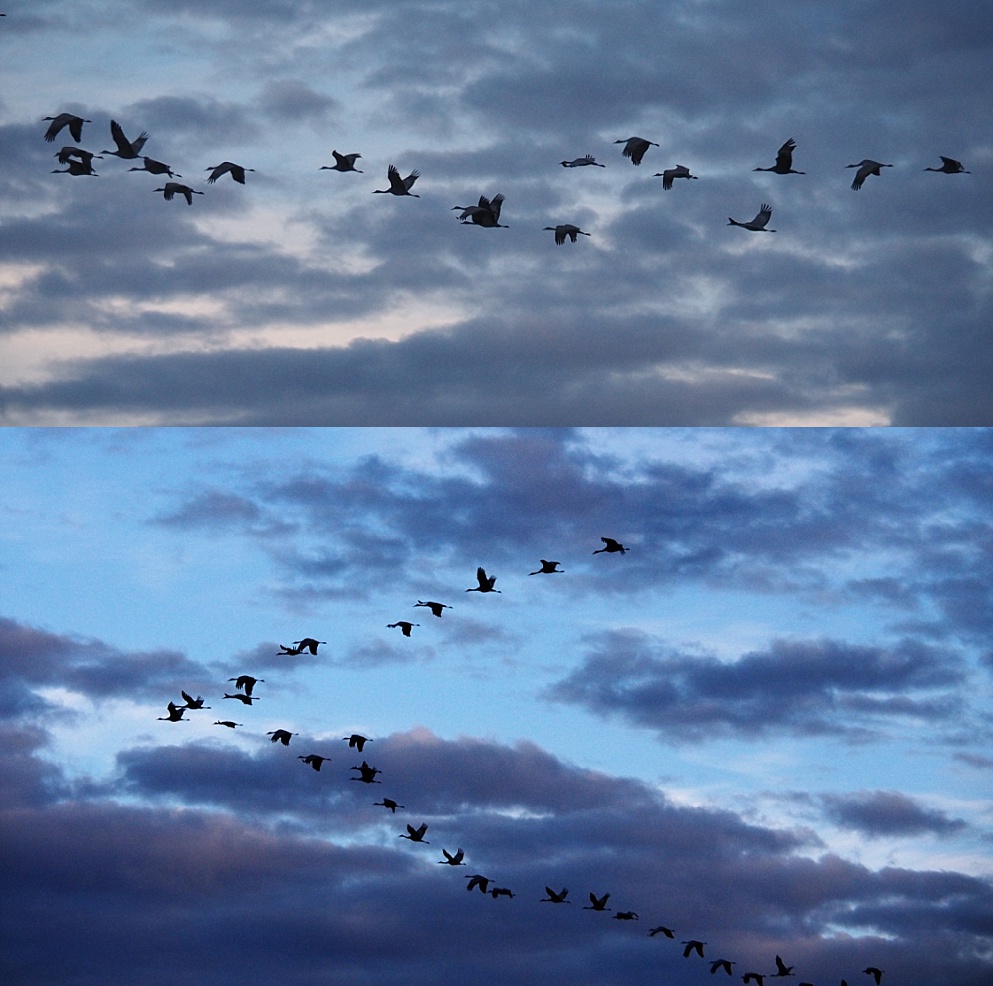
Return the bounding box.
[214,720,242,728]
[321,150,363,173]
[343,734,372,752]
[278,643,305,655]
[541,887,570,903]
[439,848,466,865]
[655,165,699,189]
[157,701,187,722]
[615,136,659,165]
[712,960,737,975]
[529,559,563,575]
[374,164,420,197]
[267,729,295,746]
[298,754,329,771]
[453,193,507,227]
[154,183,204,205]
[128,157,181,177]
[228,675,264,695]
[544,224,590,244]
[205,161,254,184]
[43,113,91,143]
[613,911,639,920]
[863,968,883,985]
[350,760,381,783]
[54,147,102,167]
[293,638,326,655]
[387,621,420,636]
[414,600,451,617]
[683,941,707,958]
[772,955,795,977]
[180,691,209,709]
[753,138,804,175]
[727,204,776,232]
[373,797,404,812]
[584,892,611,911]
[52,158,98,176]
[924,155,969,174]
[490,886,515,899]
[847,160,892,190]
[561,155,605,168]
[399,822,429,842]
[465,874,491,893]
[593,536,626,554]
[102,120,148,159]
[466,567,500,593]
[223,692,258,705]
[649,926,676,938]
[742,974,766,985]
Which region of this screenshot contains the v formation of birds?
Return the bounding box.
[157,535,884,986]
[38,111,970,237]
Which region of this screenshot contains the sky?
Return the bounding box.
[1,426,992,986]
[1,0,993,425]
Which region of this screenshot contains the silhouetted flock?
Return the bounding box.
[156,536,887,986]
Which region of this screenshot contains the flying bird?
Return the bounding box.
[649,926,676,938]
[321,150,363,173]
[293,638,326,655]
[529,559,563,575]
[615,136,659,165]
[399,822,429,842]
[205,161,255,184]
[863,969,883,985]
[847,159,892,190]
[924,155,969,174]
[466,567,500,593]
[439,848,466,865]
[51,158,98,176]
[343,734,372,752]
[54,147,102,167]
[102,120,149,159]
[154,183,204,205]
[157,701,187,722]
[583,892,611,911]
[772,955,795,977]
[228,675,264,695]
[490,886,515,899]
[386,621,420,636]
[728,203,776,232]
[373,798,404,812]
[298,754,329,771]
[465,874,491,893]
[180,691,209,710]
[613,911,639,920]
[655,165,698,190]
[683,941,707,958]
[742,974,766,985]
[753,138,805,175]
[561,154,605,168]
[223,692,259,705]
[278,643,305,655]
[414,600,450,617]
[453,193,507,227]
[712,960,737,976]
[42,113,91,143]
[541,887,570,904]
[350,760,381,783]
[128,157,181,177]
[593,536,626,554]
[214,720,242,728]
[267,729,295,746]
[374,164,420,197]
[544,224,590,244]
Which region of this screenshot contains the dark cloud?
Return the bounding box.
[819,791,968,838]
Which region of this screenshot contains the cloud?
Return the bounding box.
[818,791,968,838]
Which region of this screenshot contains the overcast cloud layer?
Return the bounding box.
[1,1,992,423]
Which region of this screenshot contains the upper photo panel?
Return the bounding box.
[1,1,990,425]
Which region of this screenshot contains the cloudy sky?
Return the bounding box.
[1,1,992,424]
[2,427,991,986]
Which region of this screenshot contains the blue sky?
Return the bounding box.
[2,427,991,985]
[1,1,993,424]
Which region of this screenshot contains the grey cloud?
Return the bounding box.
[819,790,968,838]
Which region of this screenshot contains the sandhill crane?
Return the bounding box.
[466,567,500,593]
[223,692,258,705]
[387,621,419,636]
[453,193,507,227]
[541,887,570,903]
[350,760,381,783]
[924,155,969,174]
[374,164,420,197]
[399,822,429,842]
[742,973,766,985]
[129,157,181,177]
[343,734,371,752]
[267,729,295,746]
[465,874,491,893]
[683,941,707,958]
[157,701,187,722]
[320,150,363,173]
[154,183,204,205]
[649,926,676,938]
[102,120,149,159]
[561,155,605,168]
[373,797,404,812]
[52,158,98,176]
[728,204,776,231]
[615,136,659,165]
[772,955,795,977]
[43,113,91,143]
[614,911,639,920]
[293,638,326,655]
[54,147,102,167]
[298,754,329,771]
[655,164,699,190]
[754,138,805,175]
[712,960,737,975]
[205,161,254,184]
[593,536,626,554]
[415,600,450,617]
[214,720,242,728]
[180,691,209,709]
[544,224,590,244]
[228,675,264,696]
[491,886,515,899]
[529,559,563,575]
[439,848,466,865]
[847,159,892,190]
[863,969,883,985]
[584,892,611,911]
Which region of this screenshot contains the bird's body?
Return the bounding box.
[863,968,883,985]
[298,754,329,771]
[400,822,429,842]
[223,692,258,705]
[742,974,765,985]
[615,137,659,166]
[155,182,203,205]
[453,193,507,227]
[544,224,590,244]
[128,157,181,177]
[847,159,892,191]
[321,150,363,173]
[466,567,500,593]
[52,158,98,176]
[267,729,295,746]
[415,600,450,617]
[584,892,611,911]
[374,797,404,812]
[293,638,326,655]
[387,621,419,636]
[728,204,776,232]
[350,760,381,783]
[439,848,466,865]
[278,643,304,655]
[374,164,420,197]
[43,113,91,143]
[180,691,209,709]
[343,734,371,752]
[158,701,187,722]
[102,120,149,159]
[649,926,676,938]
[228,675,263,695]
[465,874,491,893]
[614,911,639,920]
[490,887,514,899]
[205,161,254,184]
[529,559,563,575]
[55,147,102,167]
[773,956,795,978]
[561,155,605,168]
[712,960,737,976]
[541,886,570,903]
[655,165,698,190]
[924,155,969,174]
[683,941,707,958]
[593,537,626,555]
[754,138,804,175]
[214,720,242,728]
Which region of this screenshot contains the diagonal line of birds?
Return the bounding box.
[154,532,884,986]
[39,113,971,240]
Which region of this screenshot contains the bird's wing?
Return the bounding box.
[109,120,132,155]
[403,170,420,190]
[386,165,405,191]
[754,205,772,227]
[774,139,796,169]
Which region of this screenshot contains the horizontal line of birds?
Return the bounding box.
[152,537,886,986]
[40,115,971,238]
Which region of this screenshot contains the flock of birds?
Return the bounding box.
[38,113,971,241]
[154,534,888,986]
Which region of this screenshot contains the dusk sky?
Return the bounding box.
[2,1,993,424]
[2,427,991,985]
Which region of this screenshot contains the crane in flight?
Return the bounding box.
[374,164,420,197]
[727,204,776,232]
[544,224,590,245]
[43,113,91,143]
[847,159,892,190]
[615,136,659,165]
[753,138,804,175]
